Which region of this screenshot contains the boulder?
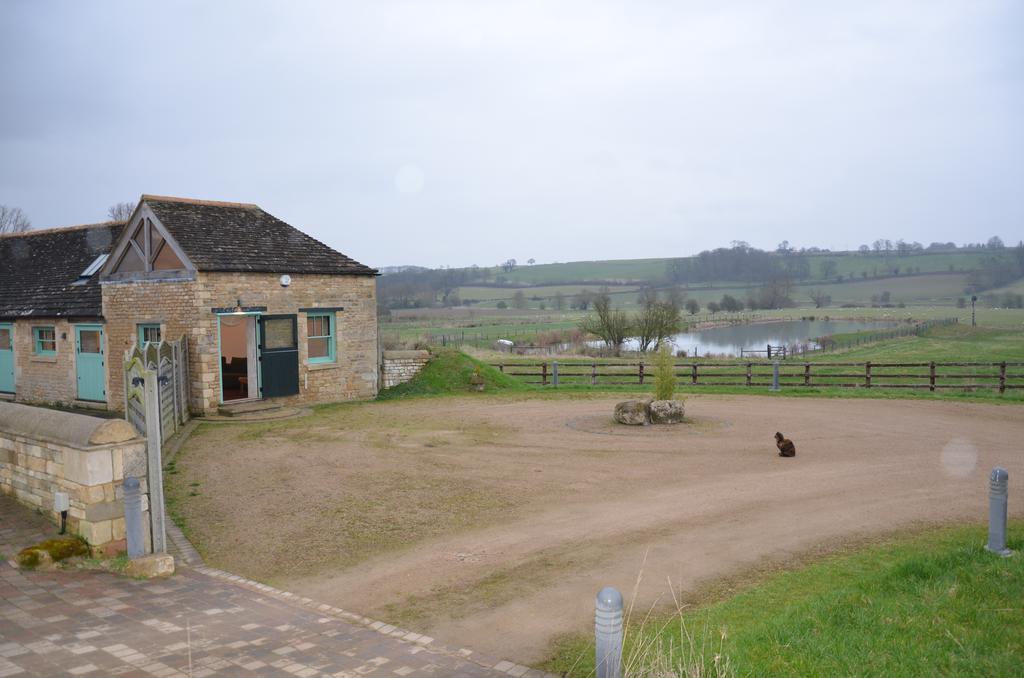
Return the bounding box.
[649,399,685,424]
[614,400,651,425]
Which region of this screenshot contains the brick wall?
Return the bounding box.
[0,402,149,555]
[382,350,430,388]
[7,318,105,407]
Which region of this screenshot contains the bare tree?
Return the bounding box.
[636,286,659,309]
[809,289,832,308]
[527,258,536,265]
[107,201,135,221]
[634,301,681,352]
[501,258,517,273]
[579,293,632,356]
[0,205,31,234]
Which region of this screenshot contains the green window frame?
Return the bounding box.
[138,323,161,346]
[307,312,335,364]
[34,326,56,355]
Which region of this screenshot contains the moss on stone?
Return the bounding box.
[16,536,90,569]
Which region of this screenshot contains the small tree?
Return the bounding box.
[685,299,700,315]
[579,294,632,355]
[554,291,565,310]
[809,289,831,308]
[496,300,508,309]
[653,344,677,400]
[634,301,682,352]
[512,290,527,309]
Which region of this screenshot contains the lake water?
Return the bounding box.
[627,320,900,357]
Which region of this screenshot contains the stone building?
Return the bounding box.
[0,195,379,415]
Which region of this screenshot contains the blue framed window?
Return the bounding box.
[307,312,335,363]
[34,326,56,355]
[138,323,161,346]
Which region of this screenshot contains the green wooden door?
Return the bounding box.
[75,325,106,402]
[257,315,299,398]
[0,323,14,394]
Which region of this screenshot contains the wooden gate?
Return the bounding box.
[124,336,190,443]
[122,335,188,556]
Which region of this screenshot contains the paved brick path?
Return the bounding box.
[0,496,549,677]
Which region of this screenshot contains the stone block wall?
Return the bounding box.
[6,318,105,407]
[0,402,149,555]
[195,272,379,414]
[102,277,202,412]
[382,350,430,388]
[99,271,378,416]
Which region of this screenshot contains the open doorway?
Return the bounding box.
[219,315,259,401]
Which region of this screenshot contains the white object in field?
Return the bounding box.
[53,491,70,512]
[496,339,514,347]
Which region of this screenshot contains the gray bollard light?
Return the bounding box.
[595,586,623,678]
[770,361,780,391]
[986,467,1012,556]
[123,476,146,559]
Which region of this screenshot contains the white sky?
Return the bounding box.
[1,1,1021,268]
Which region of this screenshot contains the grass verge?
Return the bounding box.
[542,522,1024,677]
[377,348,529,400]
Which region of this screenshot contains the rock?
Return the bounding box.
[615,400,651,425]
[649,400,685,424]
[125,554,175,578]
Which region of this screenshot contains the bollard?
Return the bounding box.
[123,476,146,559]
[595,586,623,678]
[986,468,1012,556]
[770,361,780,391]
[552,361,559,388]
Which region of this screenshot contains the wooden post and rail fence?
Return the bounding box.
[493,360,1023,392]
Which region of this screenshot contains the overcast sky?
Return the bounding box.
[1,1,1021,268]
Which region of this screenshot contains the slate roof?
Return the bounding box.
[143,196,378,276]
[0,222,124,319]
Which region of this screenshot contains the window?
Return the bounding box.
[307,313,335,363]
[138,324,161,345]
[34,327,56,355]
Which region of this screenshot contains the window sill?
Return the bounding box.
[306,361,339,371]
[30,355,57,363]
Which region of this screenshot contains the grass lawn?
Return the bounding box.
[543,522,1024,677]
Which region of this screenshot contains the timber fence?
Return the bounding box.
[492,359,1024,392]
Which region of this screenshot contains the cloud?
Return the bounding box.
[1,0,1021,267]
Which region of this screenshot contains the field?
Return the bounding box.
[167,393,1024,665]
[486,250,991,286]
[457,273,973,309]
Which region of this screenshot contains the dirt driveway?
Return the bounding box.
[171,394,1024,664]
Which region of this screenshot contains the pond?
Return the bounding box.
[625,319,901,357]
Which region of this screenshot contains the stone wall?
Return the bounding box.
[382,350,430,389]
[102,277,202,412]
[193,272,379,414]
[6,318,106,408]
[0,401,149,555]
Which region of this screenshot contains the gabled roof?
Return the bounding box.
[140,195,377,276]
[0,222,125,319]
